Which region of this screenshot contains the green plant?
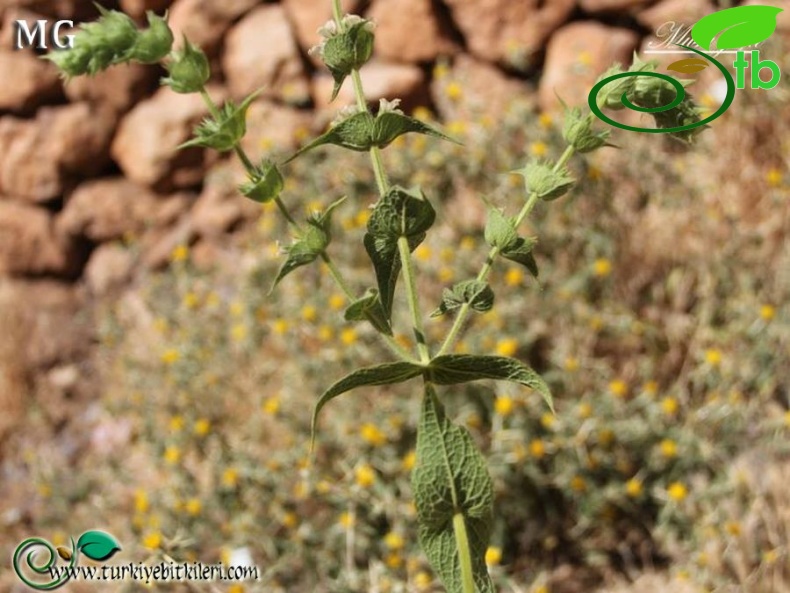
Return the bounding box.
[45,4,716,592]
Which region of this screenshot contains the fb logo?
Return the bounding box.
[590,5,783,134]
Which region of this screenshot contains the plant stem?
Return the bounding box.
[437,144,577,356]
[452,512,476,593]
[350,70,389,195]
[398,237,431,364]
[197,84,411,361]
[331,0,343,27]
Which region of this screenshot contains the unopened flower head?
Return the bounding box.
[125,11,174,64]
[162,37,210,93]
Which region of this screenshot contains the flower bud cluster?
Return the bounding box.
[45,9,172,77]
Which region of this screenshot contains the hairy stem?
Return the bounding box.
[437,144,577,356]
[398,237,431,364]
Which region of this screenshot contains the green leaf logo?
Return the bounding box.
[691,5,783,51]
[76,531,121,562]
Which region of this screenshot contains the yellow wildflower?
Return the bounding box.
[625,478,643,498]
[661,397,679,416]
[529,439,546,459]
[222,468,239,488]
[704,348,722,366]
[495,338,518,357]
[538,113,553,128]
[609,379,628,398]
[231,323,247,342]
[577,402,592,419]
[445,81,463,101]
[355,464,376,488]
[414,244,432,262]
[724,521,741,536]
[171,245,189,263]
[659,439,678,458]
[182,292,199,309]
[505,267,524,286]
[193,418,210,437]
[414,571,433,589]
[134,490,149,514]
[142,531,162,550]
[185,498,201,516]
[282,512,298,529]
[766,167,783,187]
[262,396,280,416]
[530,141,548,157]
[760,304,776,321]
[168,416,184,432]
[494,396,515,417]
[570,475,587,492]
[593,258,612,277]
[384,532,404,551]
[301,305,317,322]
[385,552,403,569]
[360,423,386,446]
[340,328,358,346]
[540,412,556,430]
[163,446,181,465]
[485,546,502,566]
[643,380,659,395]
[667,481,688,501]
[161,349,180,365]
[402,450,417,472]
[338,511,355,528]
[272,318,290,335]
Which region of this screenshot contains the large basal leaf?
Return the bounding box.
[692,5,783,51]
[428,354,553,412]
[412,384,494,593]
[311,362,424,448]
[76,531,121,562]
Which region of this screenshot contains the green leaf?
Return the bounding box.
[514,160,575,202]
[428,354,553,411]
[284,112,375,163]
[179,90,261,152]
[363,233,401,321]
[270,236,325,293]
[365,186,435,318]
[692,5,783,51]
[344,288,393,335]
[76,531,121,562]
[431,280,495,318]
[311,362,424,448]
[501,236,539,278]
[367,186,436,239]
[484,207,518,251]
[371,112,460,148]
[239,161,284,204]
[412,384,495,593]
